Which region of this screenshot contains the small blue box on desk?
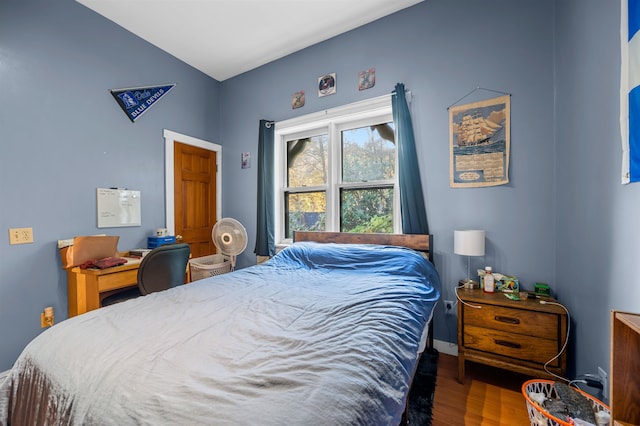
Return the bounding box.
[147,236,176,249]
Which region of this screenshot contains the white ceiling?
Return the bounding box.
[76,0,423,81]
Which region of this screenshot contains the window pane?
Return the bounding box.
[342,123,395,183]
[285,191,326,239]
[340,187,393,233]
[287,135,328,187]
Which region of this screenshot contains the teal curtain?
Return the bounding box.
[392,83,429,234]
[254,119,275,256]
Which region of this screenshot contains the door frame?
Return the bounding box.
[164,129,222,235]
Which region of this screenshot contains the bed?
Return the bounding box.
[0,232,440,426]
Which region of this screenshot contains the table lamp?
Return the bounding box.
[454,230,485,288]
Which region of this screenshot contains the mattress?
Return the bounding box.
[0,242,440,426]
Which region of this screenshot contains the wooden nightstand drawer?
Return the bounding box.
[464,304,558,340]
[464,324,561,366]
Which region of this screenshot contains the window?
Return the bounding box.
[275,95,399,244]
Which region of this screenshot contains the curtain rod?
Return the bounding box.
[392,90,412,106]
[268,89,406,130]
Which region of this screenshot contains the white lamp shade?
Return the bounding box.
[454,230,485,256]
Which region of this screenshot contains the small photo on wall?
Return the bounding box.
[241,152,251,169]
[358,68,375,91]
[318,73,336,97]
[292,91,305,109]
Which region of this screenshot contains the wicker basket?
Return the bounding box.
[522,379,609,426]
[189,254,231,281]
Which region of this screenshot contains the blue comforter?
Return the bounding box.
[0,242,440,426]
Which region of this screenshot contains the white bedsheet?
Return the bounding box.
[0,242,440,426]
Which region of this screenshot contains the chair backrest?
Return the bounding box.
[137,243,191,295]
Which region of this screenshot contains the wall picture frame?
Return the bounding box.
[449,95,510,188]
[292,90,305,109]
[358,68,375,91]
[241,152,251,169]
[318,73,336,97]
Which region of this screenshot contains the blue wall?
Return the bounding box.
[0,0,220,370]
[1,0,637,391]
[555,0,640,380]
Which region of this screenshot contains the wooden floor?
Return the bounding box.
[431,353,532,425]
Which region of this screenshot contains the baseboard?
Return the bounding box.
[433,339,458,356]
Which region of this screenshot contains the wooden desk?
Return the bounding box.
[67,258,142,317]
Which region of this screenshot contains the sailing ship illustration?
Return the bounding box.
[455,110,503,147]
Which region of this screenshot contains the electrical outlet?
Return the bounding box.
[444,300,454,314]
[41,306,54,328]
[9,227,34,245]
[598,366,608,399]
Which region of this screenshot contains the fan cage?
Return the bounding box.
[521,379,609,426]
[189,254,231,281]
[212,219,248,257]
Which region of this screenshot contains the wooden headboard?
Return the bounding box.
[293,231,433,263]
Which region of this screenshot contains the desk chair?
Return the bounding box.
[102,243,191,306]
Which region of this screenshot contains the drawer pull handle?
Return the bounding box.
[495,315,520,324]
[495,339,521,349]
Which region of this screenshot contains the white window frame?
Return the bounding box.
[274,95,400,246]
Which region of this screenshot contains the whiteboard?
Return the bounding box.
[97,188,141,228]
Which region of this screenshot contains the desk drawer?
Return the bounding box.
[98,269,138,292]
[464,324,560,366]
[464,304,557,340]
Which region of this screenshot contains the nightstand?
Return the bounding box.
[457,288,568,383]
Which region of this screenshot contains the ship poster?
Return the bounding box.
[449,95,510,187]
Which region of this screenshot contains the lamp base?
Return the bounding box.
[459,279,479,289]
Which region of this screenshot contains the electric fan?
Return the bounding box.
[211,218,247,271]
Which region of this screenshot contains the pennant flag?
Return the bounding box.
[621,0,640,183]
[110,84,175,122]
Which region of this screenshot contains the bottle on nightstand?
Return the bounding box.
[483,266,495,293]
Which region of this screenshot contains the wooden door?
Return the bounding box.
[174,142,217,258]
